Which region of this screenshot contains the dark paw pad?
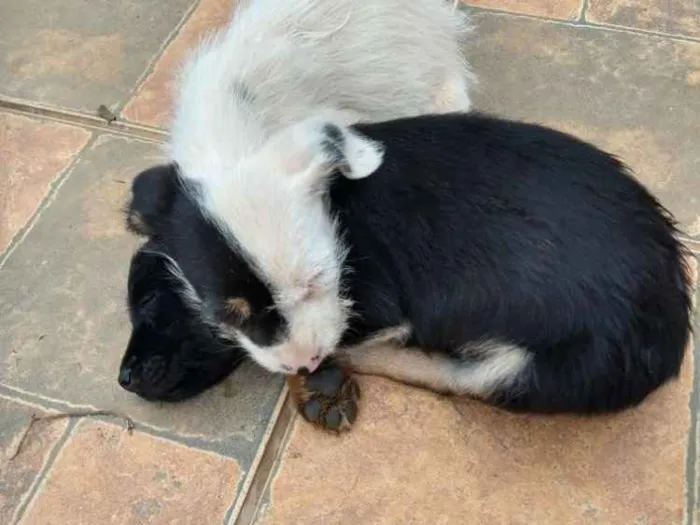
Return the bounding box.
[288,364,360,434]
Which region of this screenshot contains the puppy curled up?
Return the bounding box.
[122,112,691,432]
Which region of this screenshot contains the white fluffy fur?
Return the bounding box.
[169,0,475,374]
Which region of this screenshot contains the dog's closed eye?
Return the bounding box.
[138,291,158,309]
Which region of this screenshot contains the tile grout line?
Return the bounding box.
[686,347,698,525]
[228,387,297,525]
[0,133,99,270]
[0,98,167,143]
[0,383,261,459]
[223,385,289,524]
[234,405,298,525]
[464,4,700,44]
[0,384,114,412]
[577,0,590,22]
[240,402,299,525]
[10,418,80,525]
[112,0,205,116]
[685,280,700,525]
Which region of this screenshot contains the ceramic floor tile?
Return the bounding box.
[0,397,70,525]
[122,0,236,128]
[587,0,700,39]
[18,420,240,525]
[0,0,195,113]
[0,111,90,254]
[468,13,700,238]
[464,0,582,20]
[256,352,693,525]
[0,133,284,457]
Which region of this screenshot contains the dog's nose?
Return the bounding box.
[118,367,134,390]
[298,366,310,376]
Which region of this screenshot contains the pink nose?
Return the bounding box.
[294,354,322,375]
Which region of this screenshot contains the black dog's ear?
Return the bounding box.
[127,247,199,324]
[125,164,178,236]
[128,248,171,307]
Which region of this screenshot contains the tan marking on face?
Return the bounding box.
[224,297,251,321]
[126,211,148,235]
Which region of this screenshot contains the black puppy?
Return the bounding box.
[120,112,692,432]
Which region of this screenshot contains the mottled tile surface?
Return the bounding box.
[0,112,90,254]
[0,398,69,525]
[468,14,700,237]
[0,134,284,452]
[465,0,582,20]
[18,420,240,525]
[588,0,700,39]
[0,0,194,113]
[122,0,236,128]
[256,256,696,525]
[257,355,692,525]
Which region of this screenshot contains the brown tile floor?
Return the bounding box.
[587,0,700,39]
[0,112,90,254]
[1,1,699,524]
[18,421,241,525]
[0,0,196,113]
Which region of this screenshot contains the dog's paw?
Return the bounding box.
[287,362,360,434]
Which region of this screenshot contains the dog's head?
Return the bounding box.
[120,246,247,401]
[124,116,383,382]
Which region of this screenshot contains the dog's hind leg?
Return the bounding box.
[340,333,531,400]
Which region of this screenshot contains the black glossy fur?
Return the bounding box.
[121,112,692,412]
[120,242,249,401]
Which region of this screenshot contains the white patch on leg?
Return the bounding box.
[341,335,531,398]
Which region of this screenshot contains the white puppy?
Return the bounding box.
[166,0,475,374]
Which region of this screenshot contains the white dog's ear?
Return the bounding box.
[258,117,384,186]
[317,122,384,180]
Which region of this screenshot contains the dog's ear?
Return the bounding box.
[127,247,199,325]
[257,117,384,190]
[128,248,171,311]
[126,164,178,236]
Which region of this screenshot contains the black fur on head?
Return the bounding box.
[124,164,178,237]
[119,245,248,402]
[120,164,285,401]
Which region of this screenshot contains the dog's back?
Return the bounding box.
[332,113,691,412]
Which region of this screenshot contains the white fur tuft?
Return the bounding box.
[340,129,384,180]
